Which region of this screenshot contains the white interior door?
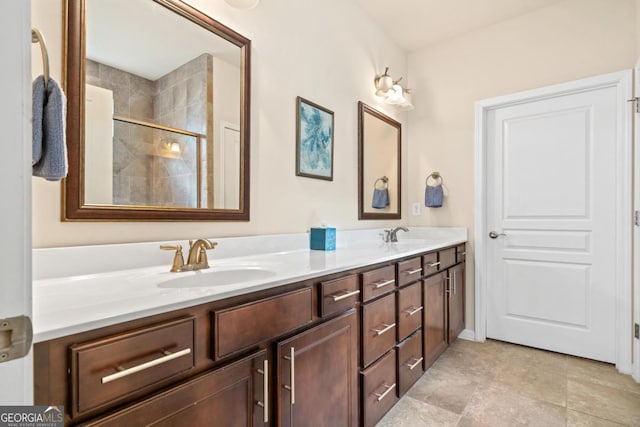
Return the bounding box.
[485,72,631,363]
[0,0,33,404]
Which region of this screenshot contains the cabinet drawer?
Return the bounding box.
[362,349,398,427]
[213,287,313,359]
[397,257,423,287]
[70,317,195,417]
[456,244,466,263]
[361,265,395,302]
[319,274,359,317]
[439,247,456,270]
[422,251,440,277]
[80,350,267,427]
[397,281,422,341]
[397,330,424,396]
[362,293,396,367]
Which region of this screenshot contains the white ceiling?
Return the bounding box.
[86,0,240,81]
[354,0,566,51]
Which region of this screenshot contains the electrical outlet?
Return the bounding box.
[412,202,421,216]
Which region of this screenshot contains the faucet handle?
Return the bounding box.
[160,244,185,273]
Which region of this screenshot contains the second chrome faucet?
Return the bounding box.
[383,227,409,243]
[160,238,217,272]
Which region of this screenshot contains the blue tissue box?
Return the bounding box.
[310,227,336,251]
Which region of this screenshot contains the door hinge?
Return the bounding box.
[627,97,640,113]
[635,210,640,227]
[0,315,33,363]
[635,323,640,339]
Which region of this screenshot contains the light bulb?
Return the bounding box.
[170,142,181,153]
[385,84,405,105]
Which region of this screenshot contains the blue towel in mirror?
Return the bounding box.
[425,184,443,208]
[372,188,390,209]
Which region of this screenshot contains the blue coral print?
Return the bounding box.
[299,102,332,177]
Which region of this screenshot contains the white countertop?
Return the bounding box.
[33,227,466,342]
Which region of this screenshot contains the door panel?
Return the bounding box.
[486,79,623,363]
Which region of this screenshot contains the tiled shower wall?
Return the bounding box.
[85,54,210,207]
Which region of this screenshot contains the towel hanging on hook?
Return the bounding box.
[372,176,390,209]
[425,171,444,208]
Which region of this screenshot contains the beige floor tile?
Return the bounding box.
[567,379,640,426]
[567,356,640,396]
[376,396,461,427]
[494,354,567,406]
[429,345,502,384]
[458,382,566,427]
[407,366,480,414]
[566,410,626,427]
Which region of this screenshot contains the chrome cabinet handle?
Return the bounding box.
[406,268,422,275]
[375,383,396,402]
[101,348,191,384]
[283,347,295,405]
[373,279,395,289]
[453,271,457,295]
[459,251,466,256]
[427,262,440,267]
[407,357,424,370]
[257,359,269,423]
[444,275,451,296]
[373,323,396,336]
[404,306,423,316]
[332,289,360,302]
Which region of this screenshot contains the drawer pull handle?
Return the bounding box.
[404,306,423,316]
[407,357,424,370]
[256,359,269,423]
[375,383,396,402]
[373,279,395,289]
[427,262,441,267]
[101,348,191,384]
[332,289,360,302]
[459,252,466,256]
[283,347,295,405]
[372,323,396,336]
[406,268,422,275]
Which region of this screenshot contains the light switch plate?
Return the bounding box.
[412,202,421,216]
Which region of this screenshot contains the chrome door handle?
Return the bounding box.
[283,347,295,405]
[257,359,269,423]
[406,268,422,275]
[489,231,507,239]
[373,279,395,289]
[427,262,440,267]
[372,323,396,336]
[404,306,423,316]
[453,271,456,294]
[332,289,360,301]
[406,357,424,370]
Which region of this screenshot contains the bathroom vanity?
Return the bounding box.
[32,229,466,426]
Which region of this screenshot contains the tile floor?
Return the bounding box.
[378,339,640,427]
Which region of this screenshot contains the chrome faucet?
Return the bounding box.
[160,238,217,272]
[388,227,409,242]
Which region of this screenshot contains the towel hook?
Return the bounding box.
[425,171,443,186]
[31,28,50,90]
[374,176,389,189]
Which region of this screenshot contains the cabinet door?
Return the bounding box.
[277,310,358,427]
[448,263,465,343]
[82,350,267,427]
[423,272,447,369]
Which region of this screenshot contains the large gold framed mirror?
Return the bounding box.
[358,102,401,220]
[63,0,250,221]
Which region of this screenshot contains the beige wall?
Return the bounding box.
[31,0,408,248]
[406,0,638,330]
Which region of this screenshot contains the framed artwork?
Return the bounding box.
[296,97,334,180]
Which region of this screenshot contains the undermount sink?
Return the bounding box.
[157,268,278,288]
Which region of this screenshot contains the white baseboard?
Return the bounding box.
[458,329,476,341]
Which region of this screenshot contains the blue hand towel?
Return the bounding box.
[372,188,390,209]
[32,75,68,181]
[425,184,443,208]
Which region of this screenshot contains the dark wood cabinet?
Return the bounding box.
[276,310,358,427]
[81,350,267,427]
[423,272,448,369]
[362,292,396,367]
[448,262,465,343]
[361,349,398,427]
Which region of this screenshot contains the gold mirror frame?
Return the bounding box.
[358,101,401,220]
[62,0,251,221]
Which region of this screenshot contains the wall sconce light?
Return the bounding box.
[161,139,181,154]
[374,67,414,111]
[224,0,260,9]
